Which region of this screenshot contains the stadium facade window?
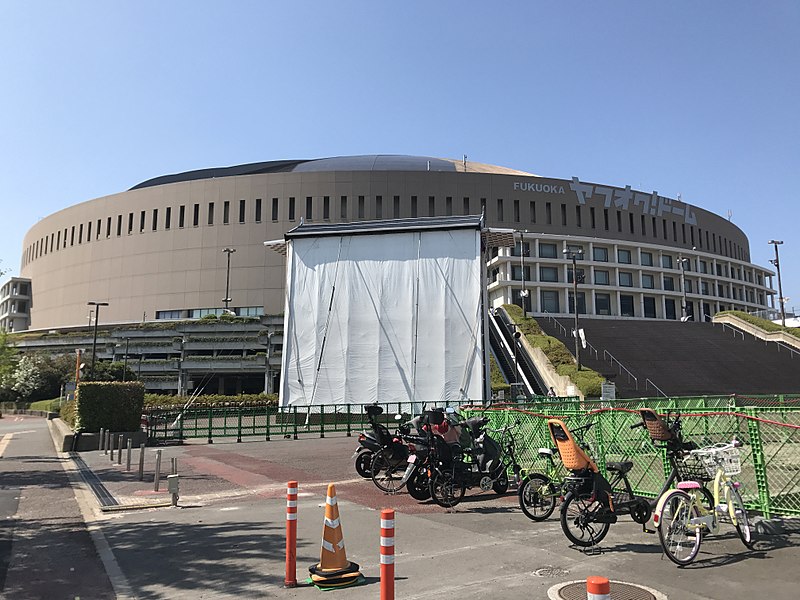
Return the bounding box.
[576,205,582,227]
[128,213,134,234]
[616,210,622,232]
[539,267,559,282]
[619,272,633,287]
[237,306,264,317]
[628,212,634,233]
[255,198,262,222]
[603,209,609,230]
[289,197,296,221]
[240,199,246,223]
[375,196,382,219]
[663,276,675,291]
[594,269,610,285]
[223,201,230,224]
[306,196,313,220]
[661,255,673,269]
[117,215,122,236]
[340,196,347,220]
[139,210,146,232]
[617,249,632,264]
[165,207,171,230]
[642,274,655,289]
[546,202,552,225]
[358,196,365,219]
[448,196,454,217]
[590,206,595,229]
[179,206,185,228]
[208,202,215,225]
[152,209,158,231]
[643,296,657,318]
[497,198,503,221]
[541,290,559,313]
[323,196,330,220]
[411,196,417,218]
[567,268,584,284]
[193,204,200,227]
[531,201,537,223]
[539,243,557,258]
[463,197,470,215]
[568,291,586,315]
[641,251,653,266]
[593,247,608,262]
[395,196,401,218]
[620,294,635,317]
[665,299,677,320]
[561,203,567,226]
[156,310,182,320]
[595,293,611,315]
[272,198,279,221]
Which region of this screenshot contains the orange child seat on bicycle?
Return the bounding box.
[547,418,615,510]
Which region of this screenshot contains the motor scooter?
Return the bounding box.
[352,404,390,478]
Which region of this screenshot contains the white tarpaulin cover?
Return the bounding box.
[279,222,484,407]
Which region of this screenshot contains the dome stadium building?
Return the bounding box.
[8,155,778,394]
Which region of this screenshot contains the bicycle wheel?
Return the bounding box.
[559,492,610,547]
[430,471,466,508]
[728,485,755,549]
[657,490,701,566]
[518,473,557,521]
[370,450,407,494]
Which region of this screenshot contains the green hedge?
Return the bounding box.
[718,310,800,340]
[75,382,144,432]
[61,400,76,429]
[143,393,278,408]
[29,398,62,413]
[502,304,606,398]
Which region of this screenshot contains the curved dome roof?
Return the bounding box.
[130,155,536,190]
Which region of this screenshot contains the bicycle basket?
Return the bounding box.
[677,455,712,482]
[694,445,741,478]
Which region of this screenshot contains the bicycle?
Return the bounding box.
[654,439,755,565]
[518,445,565,521]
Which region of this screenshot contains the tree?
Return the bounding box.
[8,354,47,400]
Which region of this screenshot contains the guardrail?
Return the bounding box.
[603,349,639,388]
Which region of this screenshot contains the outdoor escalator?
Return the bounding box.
[488,308,546,399]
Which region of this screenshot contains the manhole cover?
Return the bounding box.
[555,580,657,600]
[533,566,570,578]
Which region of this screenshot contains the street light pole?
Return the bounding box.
[222,247,236,313]
[519,231,529,314]
[123,337,130,381]
[679,256,690,321]
[768,240,786,327]
[87,301,109,380]
[564,249,584,370]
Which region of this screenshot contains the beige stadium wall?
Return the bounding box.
[20,167,755,329]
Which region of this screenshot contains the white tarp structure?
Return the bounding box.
[272,216,487,408]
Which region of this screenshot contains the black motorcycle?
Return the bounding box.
[352,404,395,478]
[423,409,521,508]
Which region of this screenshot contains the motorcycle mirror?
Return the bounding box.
[394,414,403,421]
[445,407,456,414]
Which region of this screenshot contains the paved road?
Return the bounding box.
[1,415,799,599]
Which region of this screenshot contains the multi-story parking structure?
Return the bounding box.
[10,155,778,393]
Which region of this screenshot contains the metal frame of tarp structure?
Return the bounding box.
[266,215,514,412]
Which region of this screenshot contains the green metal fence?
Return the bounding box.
[142,395,800,518]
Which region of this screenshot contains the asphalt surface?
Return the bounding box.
[1,413,799,599]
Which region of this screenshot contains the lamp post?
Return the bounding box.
[768,240,786,327]
[222,247,236,313]
[679,256,690,321]
[519,231,529,314]
[123,337,129,381]
[87,301,109,379]
[563,248,584,370]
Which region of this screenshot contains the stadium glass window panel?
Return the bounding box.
[165,208,171,230]
[568,292,586,315]
[463,197,470,215]
[139,211,145,232]
[307,196,314,220]
[323,196,330,220]
[289,197,296,221]
[152,209,158,231]
[496,198,503,221]
[410,196,417,217]
[561,204,567,226]
[511,266,531,281]
[620,294,635,317]
[255,198,262,222]
[590,206,595,228]
[539,243,557,258]
[642,274,655,289]
[661,255,673,269]
[530,201,537,223]
[619,272,633,287]
[358,196,365,219]
[593,247,608,262]
[595,293,611,316]
[643,296,657,318]
[641,251,653,266]
[240,200,246,223]
[617,249,632,264]
[394,196,401,218]
[665,299,677,320]
[340,196,347,220]
[663,276,675,291]
[208,202,215,225]
[223,201,230,224]
[594,270,610,285]
[567,268,585,284]
[541,290,560,313]
[193,204,200,227]
[539,267,559,282]
[273,198,279,221]
[375,196,382,219]
[546,202,552,225]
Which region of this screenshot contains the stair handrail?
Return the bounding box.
[602,349,639,388]
[645,378,668,398]
[719,321,745,340]
[541,312,598,359]
[543,312,568,337]
[774,341,800,360]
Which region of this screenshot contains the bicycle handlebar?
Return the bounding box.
[630,421,645,430]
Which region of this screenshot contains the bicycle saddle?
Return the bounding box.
[606,460,634,474]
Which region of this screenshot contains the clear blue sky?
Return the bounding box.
[1,2,797,313]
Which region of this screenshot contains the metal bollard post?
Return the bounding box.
[106,431,112,455]
[138,444,146,481]
[154,449,162,492]
[171,457,177,476]
[126,439,133,471]
[110,434,116,462]
[99,428,105,452]
[117,435,123,465]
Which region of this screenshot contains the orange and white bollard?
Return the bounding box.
[380,509,395,600]
[587,575,610,600]
[285,481,298,588]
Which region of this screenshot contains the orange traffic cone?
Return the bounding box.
[308,483,363,589]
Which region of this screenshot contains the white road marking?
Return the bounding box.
[0,433,15,458]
